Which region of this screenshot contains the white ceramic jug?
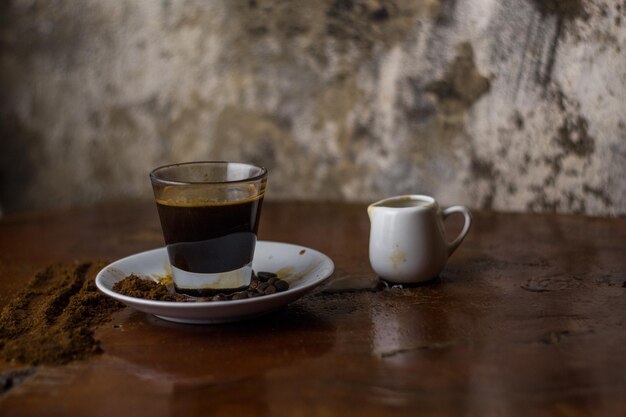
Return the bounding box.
[368,195,472,284]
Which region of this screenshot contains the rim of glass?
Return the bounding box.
[150,161,268,185]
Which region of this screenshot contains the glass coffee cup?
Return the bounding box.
[150,161,267,296]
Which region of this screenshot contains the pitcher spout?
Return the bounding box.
[367,204,376,222]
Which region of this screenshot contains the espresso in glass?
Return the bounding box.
[150,162,267,296]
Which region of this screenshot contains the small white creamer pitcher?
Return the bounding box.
[368,195,471,284]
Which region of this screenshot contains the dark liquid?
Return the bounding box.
[156,197,263,274]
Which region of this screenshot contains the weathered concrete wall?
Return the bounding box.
[1,0,624,215]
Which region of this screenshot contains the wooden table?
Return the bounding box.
[0,201,625,416]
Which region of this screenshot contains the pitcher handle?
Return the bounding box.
[442,206,472,256]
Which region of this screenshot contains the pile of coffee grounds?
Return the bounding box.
[113,274,186,301]
[112,271,290,302]
[0,262,124,366]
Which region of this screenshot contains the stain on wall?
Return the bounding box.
[0,0,624,215]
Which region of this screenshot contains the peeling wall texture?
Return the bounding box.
[1,0,625,215]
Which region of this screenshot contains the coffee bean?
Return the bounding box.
[202,271,287,302]
[258,272,277,282]
[275,280,289,292]
[232,292,248,300]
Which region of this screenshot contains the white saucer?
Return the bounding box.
[95,241,334,324]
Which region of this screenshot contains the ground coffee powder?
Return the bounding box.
[0,262,124,366]
[113,274,186,301]
[113,271,290,301]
